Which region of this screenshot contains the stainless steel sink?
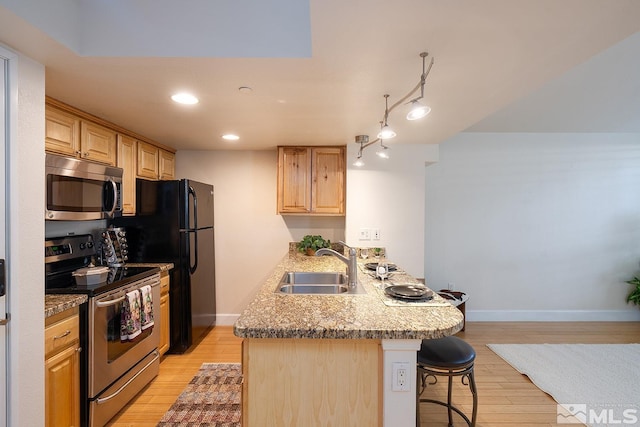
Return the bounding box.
[278,284,350,294]
[275,272,366,295]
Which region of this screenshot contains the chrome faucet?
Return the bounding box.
[315,241,358,288]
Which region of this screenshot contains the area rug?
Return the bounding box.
[487,344,640,426]
[157,363,242,427]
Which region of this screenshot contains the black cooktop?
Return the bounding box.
[45,265,160,297]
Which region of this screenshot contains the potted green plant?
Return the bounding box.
[297,235,331,256]
[624,276,640,307]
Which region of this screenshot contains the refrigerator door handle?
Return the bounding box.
[188,185,198,230]
[189,230,198,274]
[187,185,199,274]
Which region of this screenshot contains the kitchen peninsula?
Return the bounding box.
[234,249,463,427]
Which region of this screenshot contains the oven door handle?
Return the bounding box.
[95,295,126,308]
[95,350,160,405]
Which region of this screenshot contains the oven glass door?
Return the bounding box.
[90,274,160,397]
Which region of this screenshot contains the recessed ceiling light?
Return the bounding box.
[171,93,199,105]
[222,134,240,141]
[238,86,253,94]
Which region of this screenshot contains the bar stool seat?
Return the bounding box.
[416,336,478,427]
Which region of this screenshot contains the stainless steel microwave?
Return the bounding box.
[45,153,123,221]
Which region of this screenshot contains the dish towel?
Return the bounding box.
[120,289,142,342]
[140,285,154,331]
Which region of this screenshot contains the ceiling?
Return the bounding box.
[0,0,639,151]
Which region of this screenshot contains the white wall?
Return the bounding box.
[175,150,345,324]
[5,45,45,425]
[345,142,439,278]
[425,132,640,321]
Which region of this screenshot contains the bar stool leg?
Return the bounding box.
[469,369,478,426]
[447,373,454,427]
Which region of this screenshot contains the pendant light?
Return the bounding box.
[406,52,433,120]
[377,95,396,140]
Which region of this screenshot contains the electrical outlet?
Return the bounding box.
[392,362,410,391]
[372,228,380,240]
[359,228,371,240]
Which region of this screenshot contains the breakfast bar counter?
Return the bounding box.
[234,251,464,427]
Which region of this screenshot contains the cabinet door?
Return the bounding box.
[159,293,170,356]
[159,273,170,356]
[159,149,175,180]
[45,105,80,157]
[45,345,80,427]
[312,147,345,215]
[80,121,117,165]
[277,147,312,213]
[117,135,136,214]
[137,141,160,179]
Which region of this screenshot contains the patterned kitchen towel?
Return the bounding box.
[140,284,154,331]
[120,289,142,341]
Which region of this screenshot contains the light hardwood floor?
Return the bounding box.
[107,322,640,427]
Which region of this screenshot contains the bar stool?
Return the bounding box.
[416,336,478,426]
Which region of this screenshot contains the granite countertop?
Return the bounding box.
[233,252,464,340]
[45,294,88,318]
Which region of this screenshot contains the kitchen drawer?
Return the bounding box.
[45,312,79,358]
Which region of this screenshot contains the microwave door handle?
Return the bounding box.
[106,178,118,217]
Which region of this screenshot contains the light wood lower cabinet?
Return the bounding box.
[45,307,81,427]
[242,338,381,426]
[159,272,171,356]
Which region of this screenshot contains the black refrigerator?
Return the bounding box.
[113,178,216,353]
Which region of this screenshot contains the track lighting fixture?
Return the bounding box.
[352,51,434,167]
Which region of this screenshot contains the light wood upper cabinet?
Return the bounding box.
[278,147,312,213]
[80,121,117,165]
[117,135,136,214]
[45,105,81,157]
[137,140,160,179]
[159,149,176,180]
[46,104,117,165]
[137,142,176,180]
[45,308,81,427]
[277,146,345,215]
[311,147,345,215]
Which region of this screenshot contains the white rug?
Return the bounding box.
[487,344,640,426]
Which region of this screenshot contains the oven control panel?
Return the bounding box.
[100,227,128,267]
[45,234,95,264]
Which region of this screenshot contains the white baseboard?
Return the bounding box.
[216,314,240,326]
[467,309,640,322]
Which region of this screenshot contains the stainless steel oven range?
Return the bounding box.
[45,234,161,427]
